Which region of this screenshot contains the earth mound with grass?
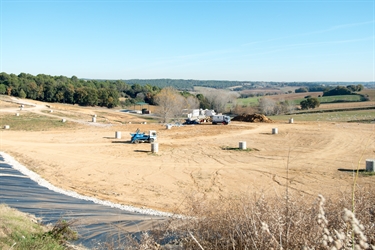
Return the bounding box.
[232,113,273,123]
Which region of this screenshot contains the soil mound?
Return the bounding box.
[232,113,273,123]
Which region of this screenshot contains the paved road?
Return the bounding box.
[0,154,166,248]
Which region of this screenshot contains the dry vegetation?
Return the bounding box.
[101,187,375,249]
[0,204,82,250]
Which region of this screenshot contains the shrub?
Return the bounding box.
[323,86,352,96]
[300,97,320,110]
[295,87,308,93]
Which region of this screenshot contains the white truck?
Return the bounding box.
[212,115,231,125]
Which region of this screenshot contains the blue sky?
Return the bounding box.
[1,0,374,82]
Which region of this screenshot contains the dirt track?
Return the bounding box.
[1,97,374,213]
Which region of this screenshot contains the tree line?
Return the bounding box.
[322,85,364,96]
[295,84,364,94]
[0,73,172,108]
[0,73,125,107]
[0,72,227,114]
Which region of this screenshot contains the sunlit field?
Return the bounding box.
[271,109,375,122]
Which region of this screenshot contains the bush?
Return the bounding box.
[323,86,352,96]
[300,97,320,110]
[295,87,308,93]
[0,205,79,250]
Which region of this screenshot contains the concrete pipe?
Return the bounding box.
[151,143,159,153]
[366,159,375,172]
[239,141,247,150]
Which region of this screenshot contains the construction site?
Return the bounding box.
[1,96,374,214]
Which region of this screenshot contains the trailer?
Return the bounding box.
[212,115,231,125]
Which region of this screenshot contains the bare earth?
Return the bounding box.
[1,97,374,214]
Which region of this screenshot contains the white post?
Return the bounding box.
[289,118,294,124]
[151,143,159,153]
[366,159,375,172]
[15,113,19,116]
[239,141,247,150]
[115,131,121,139]
[92,117,96,123]
[272,128,278,134]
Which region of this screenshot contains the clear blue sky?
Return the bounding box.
[1,0,374,82]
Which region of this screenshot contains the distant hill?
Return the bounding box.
[95,79,375,90]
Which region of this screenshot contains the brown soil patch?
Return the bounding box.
[232,113,273,123]
[1,97,374,215]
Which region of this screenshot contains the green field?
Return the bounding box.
[271,109,375,122]
[0,113,80,131]
[237,94,364,106]
[291,95,363,105]
[235,97,260,106]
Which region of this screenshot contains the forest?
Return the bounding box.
[0,73,163,108]
[0,72,372,109]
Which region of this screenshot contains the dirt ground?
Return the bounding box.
[1,97,374,214]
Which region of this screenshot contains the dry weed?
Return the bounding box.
[133,186,375,250]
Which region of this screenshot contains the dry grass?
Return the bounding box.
[110,185,375,249]
[0,204,82,250]
[0,113,83,131]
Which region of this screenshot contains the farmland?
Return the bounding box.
[236,89,375,110]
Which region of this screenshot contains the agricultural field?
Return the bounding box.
[236,92,322,107]
[236,89,375,109]
[360,88,375,100]
[271,109,375,122]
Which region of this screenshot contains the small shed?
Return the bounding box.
[133,102,150,114]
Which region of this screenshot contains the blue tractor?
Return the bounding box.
[130,129,157,144]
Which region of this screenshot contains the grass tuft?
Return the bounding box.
[221,146,259,151]
[0,204,81,250]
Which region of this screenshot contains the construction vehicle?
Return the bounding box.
[212,115,231,125]
[130,129,157,143]
[183,118,200,125]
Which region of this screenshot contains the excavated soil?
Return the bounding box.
[232,113,274,123]
[1,97,374,214]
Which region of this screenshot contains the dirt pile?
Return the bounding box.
[232,113,273,123]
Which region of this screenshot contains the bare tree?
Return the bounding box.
[200,88,238,113]
[284,100,296,114]
[232,103,258,115]
[185,95,200,110]
[259,97,276,115]
[154,87,185,123]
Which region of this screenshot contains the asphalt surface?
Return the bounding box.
[0,154,166,248]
